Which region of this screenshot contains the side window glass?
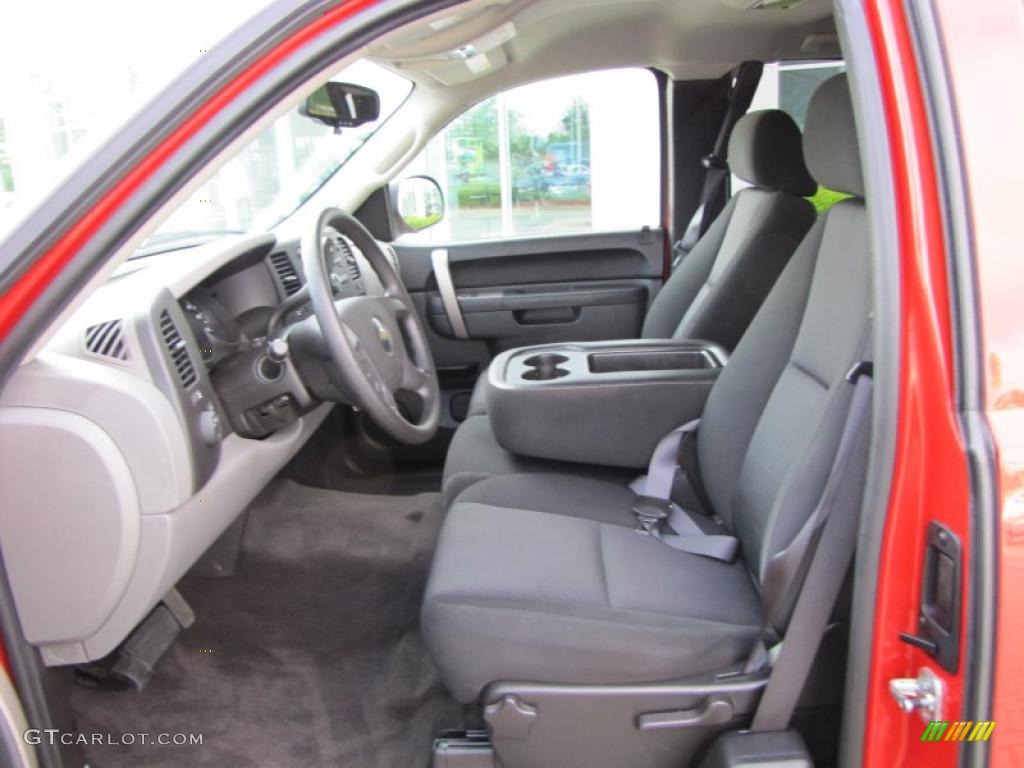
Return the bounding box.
[401,68,660,244]
[736,61,847,212]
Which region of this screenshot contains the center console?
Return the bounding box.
[486,339,727,469]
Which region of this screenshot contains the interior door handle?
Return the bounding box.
[513,306,580,325]
[635,696,733,731]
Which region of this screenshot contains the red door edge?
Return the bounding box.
[862,1,972,766]
[0,0,380,342]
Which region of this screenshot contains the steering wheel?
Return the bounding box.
[301,208,440,444]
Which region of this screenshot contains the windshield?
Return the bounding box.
[138,60,411,257]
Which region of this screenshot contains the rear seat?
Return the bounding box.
[423,73,869,703]
[443,109,817,505]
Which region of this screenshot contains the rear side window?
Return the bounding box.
[736,61,848,212]
[401,68,660,244]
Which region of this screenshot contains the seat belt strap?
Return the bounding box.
[642,419,699,500]
[634,420,738,562]
[633,496,739,562]
[654,506,739,560]
[673,61,764,269]
[638,417,712,514]
[673,161,728,265]
[750,364,873,732]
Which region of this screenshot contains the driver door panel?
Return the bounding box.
[397,229,665,421]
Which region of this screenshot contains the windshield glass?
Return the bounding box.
[138,60,411,256]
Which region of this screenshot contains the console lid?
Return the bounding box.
[486,339,727,469]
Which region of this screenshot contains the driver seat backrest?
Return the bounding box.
[642,109,817,349]
[695,74,869,621]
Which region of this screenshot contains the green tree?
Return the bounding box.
[556,98,589,145]
[807,185,851,213]
[448,98,499,171]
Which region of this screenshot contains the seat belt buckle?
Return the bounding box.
[701,153,728,171]
[671,241,687,269]
[632,496,673,535]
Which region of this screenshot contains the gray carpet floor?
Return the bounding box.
[70,479,465,767]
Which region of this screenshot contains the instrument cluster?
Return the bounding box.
[322,228,365,298]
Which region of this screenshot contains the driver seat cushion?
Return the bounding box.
[442,413,636,507]
[423,474,764,703]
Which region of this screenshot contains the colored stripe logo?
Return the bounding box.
[921,721,996,742]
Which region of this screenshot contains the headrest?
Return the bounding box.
[803,73,864,197]
[728,109,817,197]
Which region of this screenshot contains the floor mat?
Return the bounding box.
[70,480,465,767]
[300,465,445,496]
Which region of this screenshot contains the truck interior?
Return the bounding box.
[0,0,910,766]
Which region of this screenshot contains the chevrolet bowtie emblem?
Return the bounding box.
[372,318,392,353]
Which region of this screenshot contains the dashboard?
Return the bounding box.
[174,227,379,444]
[180,294,243,367]
[0,228,393,668]
[181,227,367,367]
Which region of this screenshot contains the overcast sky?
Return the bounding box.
[0,2,269,93]
[0,1,274,230]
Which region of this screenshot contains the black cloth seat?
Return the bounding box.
[444,108,816,504]
[423,74,870,704]
[440,409,637,506]
[425,474,763,702]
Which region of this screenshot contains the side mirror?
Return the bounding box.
[300,82,380,130]
[393,176,445,234]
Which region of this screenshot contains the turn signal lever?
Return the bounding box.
[267,285,310,336]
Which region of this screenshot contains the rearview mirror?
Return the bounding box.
[394,176,445,233]
[300,82,380,130]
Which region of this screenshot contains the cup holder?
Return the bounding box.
[522,367,570,380]
[523,354,569,367]
[522,353,570,381]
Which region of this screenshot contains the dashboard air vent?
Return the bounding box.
[83,319,130,362]
[340,239,361,281]
[382,243,401,275]
[159,310,197,389]
[269,251,302,296]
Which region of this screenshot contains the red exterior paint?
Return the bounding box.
[861,1,971,765]
[0,0,379,341]
[930,1,1024,764]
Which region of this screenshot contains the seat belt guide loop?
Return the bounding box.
[845,360,874,383]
